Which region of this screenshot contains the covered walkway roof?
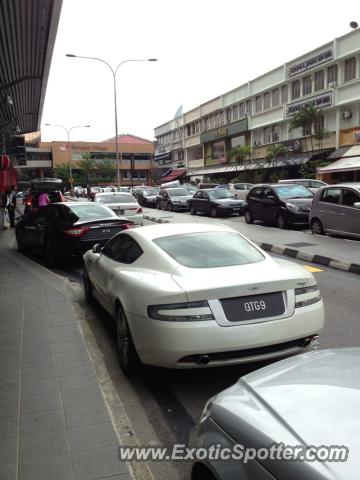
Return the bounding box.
[0,0,63,137]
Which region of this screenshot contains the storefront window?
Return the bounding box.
[314,70,324,91]
[327,64,338,85]
[263,92,271,110]
[344,57,356,82]
[303,76,312,95]
[212,141,226,163]
[281,85,288,104]
[272,89,280,106]
[292,80,300,100]
[239,103,246,117]
[255,96,263,113]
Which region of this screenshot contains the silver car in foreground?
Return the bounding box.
[94,192,143,225]
[192,348,359,480]
[310,183,360,239]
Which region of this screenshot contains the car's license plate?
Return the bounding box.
[221,292,285,322]
[233,208,240,211]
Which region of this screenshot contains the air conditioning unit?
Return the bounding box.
[328,81,337,88]
[340,111,352,119]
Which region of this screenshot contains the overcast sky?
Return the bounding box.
[41,0,359,143]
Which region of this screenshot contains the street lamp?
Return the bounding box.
[66,54,157,189]
[45,123,91,191]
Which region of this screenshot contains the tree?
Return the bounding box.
[229,144,252,175]
[265,143,287,164]
[77,153,96,185]
[97,159,116,183]
[53,163,70,188]
[289,104,322,153]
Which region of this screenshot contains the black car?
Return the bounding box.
[16,202,134,265]
[132,187,158,207]
[187,188,246,217]
[156,187,193,211]
[244,184,313,229]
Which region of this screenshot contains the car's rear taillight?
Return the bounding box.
[136,207,143,213]
[63,227,91,237]
[121,223,135,230]
[25,199,32,206]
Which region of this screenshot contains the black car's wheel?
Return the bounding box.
[190,206,196,215]
[276,213,287,229]
[210,207,218,218]
[44,239,57,267]
[311,218,324,235]
[244,209,254,224]
[83,269,95,305]
[116,305,141,375]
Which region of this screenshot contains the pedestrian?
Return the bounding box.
[6,185,17,228]
[38,191,50,208]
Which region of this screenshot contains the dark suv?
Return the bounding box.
[245,184,313,229]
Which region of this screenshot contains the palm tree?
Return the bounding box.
[229,144,252,175]
[265,143,287,164]
[289,104,322,154]
[77,153,96,185]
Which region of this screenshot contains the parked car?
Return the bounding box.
[278,178,328,193]
[83,222,324,374]
[310,183,360,239]
[93,192,143,225]
[228,182,254,200]
[245,184,313,229]
[16,202,133,265]
[192,348,357,480]
[132,187,158,207]
[156,187,193,211]
[188,188,246,217]
[24,178,64,213]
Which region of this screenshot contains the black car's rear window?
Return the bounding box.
[66,204,116,220]
[153,232,264,268]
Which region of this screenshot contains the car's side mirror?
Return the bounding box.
[92,243,102,254]
[353,202,360,209]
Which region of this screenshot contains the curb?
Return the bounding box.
[143,215,360,275]
[257,242,360,275]
[144,215,170,224]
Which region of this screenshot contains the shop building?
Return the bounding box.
[154,28,360,183]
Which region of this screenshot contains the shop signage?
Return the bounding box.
[214,127,227,138]
[354,132,360,140]
[286,93,332,117]
[288,49,333,77]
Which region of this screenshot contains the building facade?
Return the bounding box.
[154,28,360,184]
[15,134,155,189]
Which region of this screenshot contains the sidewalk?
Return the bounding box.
[0,230,133,480]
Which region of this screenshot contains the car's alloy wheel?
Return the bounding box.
[276,214,287,229]
[190,206,196,215]
[244,210,254,224]
[116,306,141,375]
[210,207,217,218]
[83,270,95,304]
[311,218,324,235]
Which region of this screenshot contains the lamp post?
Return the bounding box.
[66,54,157,189]
[45,123,90,192]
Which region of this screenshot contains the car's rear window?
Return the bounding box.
[67,204,116,220]
[96,194,135,203]
[153,232,264,268]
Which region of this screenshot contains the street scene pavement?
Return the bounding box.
[2,209,359,480]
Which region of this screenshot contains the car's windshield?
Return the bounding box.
[143,190,157,196]
[96,194,135,204]
[209,190,236,199]
[168,188,190,197]
[154,232,264,268]
[67,204,116,220]
[273,185,313,199]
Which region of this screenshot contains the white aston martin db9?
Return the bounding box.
[83,223,324,374]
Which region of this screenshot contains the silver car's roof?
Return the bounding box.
[213,348,360,479]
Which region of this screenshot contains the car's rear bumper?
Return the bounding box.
[128,300,324,368]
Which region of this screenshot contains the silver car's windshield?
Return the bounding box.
[96,194,135,203]
[154,232,264,268]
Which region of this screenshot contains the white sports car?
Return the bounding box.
[83,223,324,374]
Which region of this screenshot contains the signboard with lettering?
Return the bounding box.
[286,93,332,117]
[288,49,333,77]
[354,132,360,140]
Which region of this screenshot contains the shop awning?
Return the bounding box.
[317,156,360,174]
[187,154,311,176]
[327,145,360,160]
[158,168,187,183]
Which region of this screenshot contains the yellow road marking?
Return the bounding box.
[303,265,323,273]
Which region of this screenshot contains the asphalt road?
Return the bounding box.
[19,213,360,480]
